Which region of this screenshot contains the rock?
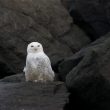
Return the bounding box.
[59,25,91,53]
[58,54,83,81]
[56,24,91,81]
[0,0,72,37]
[0,0,74,77]
[0,58,15,79]
[52,24,91,74]
[0,73,25,82]
[61,0,110,40]
[63,32,110,110]
[0,81,68,110]
[0,0,91,78]
[61,0,72,9]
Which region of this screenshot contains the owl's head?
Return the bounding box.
[27,42,44,53]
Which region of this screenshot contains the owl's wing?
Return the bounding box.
[23,66,26,72]
[44,55,55,77]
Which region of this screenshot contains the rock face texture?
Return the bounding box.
[0,0,72,76]
[0,0,90,78]
[0,81,68,110]
[1,0,110,110]
[61,0,110,40]
[59,33,110,110]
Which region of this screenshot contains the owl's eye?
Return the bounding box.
[31,45,34,47]
[37,45,40,47]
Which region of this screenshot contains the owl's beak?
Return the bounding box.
[34,48,37,51]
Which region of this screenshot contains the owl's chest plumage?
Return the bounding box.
[26,53,49,74]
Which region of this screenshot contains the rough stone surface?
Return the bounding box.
[0,0,91,78]
[58,54,83,81]
[1,0,110,110]
[60,24,91,53]
[0,80,68,110]
[61,0,110,40]
[62,32,110,110]
[0,0,72,37]
[0,0,73,77]
[0,73,25,82]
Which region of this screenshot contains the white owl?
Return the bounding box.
[23,42,55,82]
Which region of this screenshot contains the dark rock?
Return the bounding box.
[52,24,91,74]
[0,0,91,78]
[0,73,60,83]
[0,58,15,79]
[64,32,110,110]
[0,73,25,82]
[0,0,73,77]
[60,24,91,53]
[0,0,72,37]
[61,0,110,40]
[58,55,83,81]
[0,81,68,110]
[56,24,91,81]
[61,0,73,10]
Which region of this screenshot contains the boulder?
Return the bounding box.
[0,0,91,78]
[0,0,73,77]
[63,32,110,110]
[60,24,91,53]
[0,0,72,37]
[52,24,91,75]
[61,0,110,40]
[61,0,72,9]
[0,57,15,79]
[0,73,25,82]
[0,81,68,110]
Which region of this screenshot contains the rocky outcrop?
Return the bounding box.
[0,0,90,78]
[61,0,110,40]
[0,0,72,75]
[0,0,72,37]
[57,32,110,110]
[59,24,90,53]
[0,73,25,82]
[1,1,110,110]
[0,80,68,110]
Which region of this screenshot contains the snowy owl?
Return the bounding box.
[23,42,55,82]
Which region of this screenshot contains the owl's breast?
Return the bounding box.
[26,53,50,72]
